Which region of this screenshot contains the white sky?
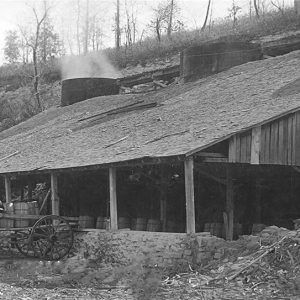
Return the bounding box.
[0,0,295,65]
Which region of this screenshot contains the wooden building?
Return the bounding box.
[0,51,299,240]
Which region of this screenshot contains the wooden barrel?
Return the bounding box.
[96,216,106,229]
[166,220,177,232]
[0,203,14,228]
[146,219,161,232]
[204,223,223,237]
[234,223,243,238]
[28,201,39,215]
[118,217,131,229]
[28,201,39,226]
[132,218,147,231]
[204,223,211,233]
[79,216,95,228]
[14,202,30,228]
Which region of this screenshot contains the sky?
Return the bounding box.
[0,0,295,65]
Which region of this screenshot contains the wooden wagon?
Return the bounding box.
[0,212,74,261]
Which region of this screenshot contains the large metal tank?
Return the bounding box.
[180,41,262,82]
[61,77,119,107]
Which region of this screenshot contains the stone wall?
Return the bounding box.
[74,230,226,267]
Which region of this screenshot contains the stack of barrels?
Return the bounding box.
[0,201,39,228]
[80,216,183,233]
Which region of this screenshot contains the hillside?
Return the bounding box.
[0,8,300,132]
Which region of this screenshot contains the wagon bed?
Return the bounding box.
[0,213,74,261]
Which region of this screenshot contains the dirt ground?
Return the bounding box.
[0,226,300,299]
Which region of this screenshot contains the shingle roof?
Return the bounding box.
[0,51,300,174]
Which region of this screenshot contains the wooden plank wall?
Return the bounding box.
[228,111,300,166]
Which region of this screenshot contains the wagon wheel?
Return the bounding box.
[29,215,73,261]
[14,230,40,258]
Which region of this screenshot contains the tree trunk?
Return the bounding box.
[83,0,89,55]
[167,0,174,37]
[253,0,260,18]
[115,0,121,49]
[76,0,81,55]
[201,0,212,31]
[156,19,161,42]
[32,48,41,111]
[295,0,300,15]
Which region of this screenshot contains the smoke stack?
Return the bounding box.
[60,52,121,106]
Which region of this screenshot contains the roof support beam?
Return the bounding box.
[184,157,195,234]
[160,165,168,232]
[51,173,60,216]
[224,166,234,241]
[109,167,118,230]
[4,175,12,203]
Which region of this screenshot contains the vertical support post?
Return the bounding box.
[184,157,195,234]
[4,175,12,203]
[160,165,167,232]
[51,173,60,216]
[224,166,234,241]
[28,180,34,201]
[254,178,262,223]
[109,167,118,230]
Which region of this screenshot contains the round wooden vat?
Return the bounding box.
[61,77,119,106]
[79,216,95,228]
[14,202,30,228]
[146,219,161,232]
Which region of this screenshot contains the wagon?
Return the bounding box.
[0,213,74,261]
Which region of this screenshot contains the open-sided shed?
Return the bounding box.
[0,50,299,240]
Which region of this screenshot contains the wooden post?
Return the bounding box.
[109,167,118,230]
[254,178,262,223]
[251,126,261,165]
[4,176,12,203]
[51,173,59,216]
[225,166,234,241]
[160,165,168,232]
[184,157,195,234]
[28,180,34,201]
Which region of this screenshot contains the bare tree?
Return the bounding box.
[167,0,174,37]
[149,0,182,42]
[271,0,285,15]
[115,0,121,49]
[76,0,81,55]
[228,0,242,26]
[296,0,300,15]
[83,0,89,55]
[19,1,50,111]
[201,0,212,31]
[253,0,260,18]
[124,0,139,47]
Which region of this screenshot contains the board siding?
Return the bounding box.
[227,112,300,166]
[295,112,300,165]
